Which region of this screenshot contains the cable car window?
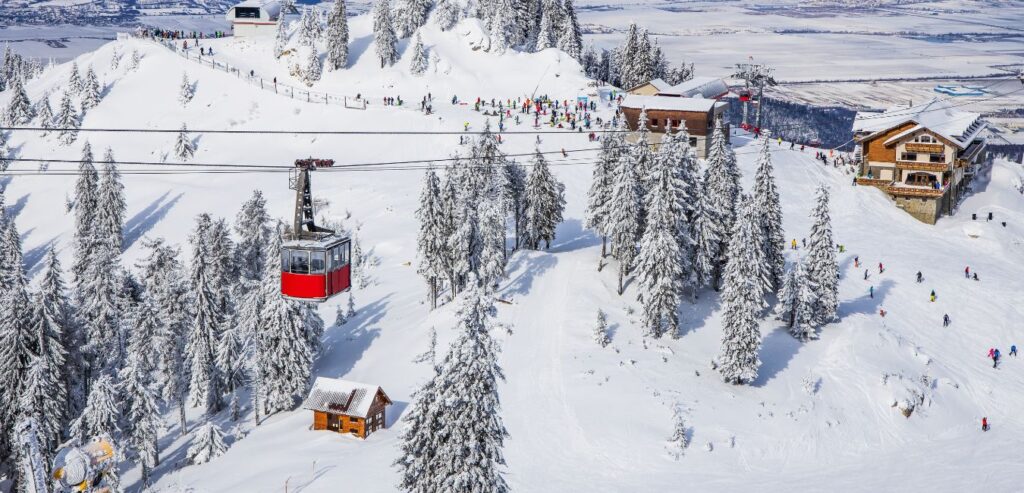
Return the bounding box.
[281,249,291,272]
[235,7,260,18]
[341,243,350,264]
[330,246,342,270]
[290,250,310,274]
[310,251,326,274]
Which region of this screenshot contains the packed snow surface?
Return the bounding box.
[3,25,1024,493]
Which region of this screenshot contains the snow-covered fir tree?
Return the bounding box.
[72,142,99,286]
[477,197,507,288]
[393,363,442,492]
[39,248,78,429]
[394,0,431,38]
[409,31,429,76]
[179,72,195,106]
[416,167,445,308]
[128,49,142,71]
[374,0,400,68]
[752,137,785,292]
[120,345,162,484]
[423,275,509,492]
[487,0,516,53]
[333,303,347,327]
[186,214,225,415]
[502,159,528,250]
[617,23,640,89]
[667,405,689,459]
[776,257,818,341]
[21,292,70,456]
[176,123,195,161]
[677,126,701,225]
[297,7,319,46]
[274,16,289,59]
[434,0,462,30]
[346,291,356,318]
[187,421,228,464]
[256,235,317,415]
[607,148,641,295]
[699,119,740,290]
[534,0,557,50]
[81,66,102,111]
[80,234,123,375]
[56,91,80,146]
[593,309,610,347]
[325,0,350,70]
[110,48,122,70]
[585,121,625,258]
[635,131,692,338]
[97,148,126,253]
[667,61,694,85]
[35,92,54,132]
[557,0,583,59]
[234,190,272,288]
[632,109,655,225]
[302,46,322,86]
[0,263,33,460]
[4,74,34,125]
[437,170,460,295]
[716,195,764,385]
[69,373,121,441]
[651,41,668,80]
[68,61,83,94]
[805,185,839,325]
[523,149,566,250]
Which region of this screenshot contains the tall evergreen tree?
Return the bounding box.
[716,195,764,385]
[274,15,289,59]
[302,46,322,86]
[585,122,624,258]
[409,31,429,76]
[523,149,565,250]
[72,141,99,287]
[477,197,507,289]
[120,346,162,484]
[234,190,272,288]
[0,218,34,462]
[68,373,120,441]
[534,0,557,50]
[416,167,445,308]
[326,0,350,70]
[806,185,839,325]
[393,365,442,492]
[97,148,126,253]
[753,137,785,292]
[556,0,582,59]
[434,0,462,30]
[776,257,818,341]
[394,0,431,39]
[617,23,640,89]
[35,93,54,132]
[374,0,400,68]
[187,421,228,464]
[55,90,80,145]
[39,248,80,426]
[176,123,195,161]
[186,214,225,415]
[68,61,83,94]
[179,72,195,106]
[81,66,101,111]
[700,119,740,290]
[4,74,34,125]
[607,150,641,295]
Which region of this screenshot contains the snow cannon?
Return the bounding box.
[52,437,116,493]
[280,158,352,302]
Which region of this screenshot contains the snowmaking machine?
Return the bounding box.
[50,436,118,493]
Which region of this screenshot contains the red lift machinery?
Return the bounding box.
[280,158,351,301]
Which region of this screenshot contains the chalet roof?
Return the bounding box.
[658,77,730,99]
[227,0,282,20]
[852,98,986,149]
[627,78,673,93]
[301,377,387,418]
[620,94,723,113]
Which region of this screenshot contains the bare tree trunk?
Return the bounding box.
[601,236,607,257]
[178,398,187,437]
[618,269,624,295]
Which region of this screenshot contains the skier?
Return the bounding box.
[1011,345,1018,357]
[802,238,807,248]
[994,348,1001,368]
[973,273,979,281]
[869,285,874,299]
[982,417,989,431]
[916,271,923,283]
[854,256,860,268]
[878,262,884,274]
[930,290,936,302]
[965,266,970,278]
[879,308,887,317]
[791,239,798,250]
[988,347,995,359]
[864,269,870,280]
[943,314,950,327]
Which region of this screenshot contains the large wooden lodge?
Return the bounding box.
[854,98,987,224]
[301,377,392,439]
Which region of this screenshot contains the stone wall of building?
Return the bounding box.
[893,195,941,224]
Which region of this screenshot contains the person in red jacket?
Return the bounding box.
[982,417,989,431]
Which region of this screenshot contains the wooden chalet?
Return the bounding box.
[619,94,728,158]
[853,98,988,224]
[301,377,392,439]
[626,77,729,100]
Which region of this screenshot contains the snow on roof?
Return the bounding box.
[627,78,673,93]
[852,98,986,149]
[301,377,387,418]
[659,77,729,99]
[228,0,282,20]
[620,94,721,113]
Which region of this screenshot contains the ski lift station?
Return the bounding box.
[225,0,282,37]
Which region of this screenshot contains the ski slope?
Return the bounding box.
[3,27,1024,492]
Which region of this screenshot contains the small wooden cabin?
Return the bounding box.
[301,377,392,439]
[619,94,728,158]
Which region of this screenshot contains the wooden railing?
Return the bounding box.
[905,143,944,153]
[885,185,945,198]
[856,177,892,187]
[896,160,948,172]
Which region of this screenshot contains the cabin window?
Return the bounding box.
[310,251,326,274]
[281,250,291,272]
[289,250,310,274]
[916,135,934,143]
[649,118,659,128]
[929,153,944,163]
[234,7,261,19]
[901,152,917,161]
[689,137,697,147]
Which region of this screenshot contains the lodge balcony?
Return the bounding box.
[896,160,949,172]
[885,183,947,198]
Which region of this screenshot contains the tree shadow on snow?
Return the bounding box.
[550,218,601,253]
[498,252,558,298]
[24,236,58,278]
[316,295,389,378]
[753,325,803,387]
[347,34,376,67]
[839,278,893,318]
[675,287,722,339]
[124,191,183,250]
[6,193,29,220]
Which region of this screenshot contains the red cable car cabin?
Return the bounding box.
[281,236,351,301]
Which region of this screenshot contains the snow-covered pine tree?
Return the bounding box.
[635,132,691,338]
[373,0,400,68]
[409,31,429,76]
[216,322,246,421]
[585,122,624,258]
[701,118,740,290]
[137,238,190,435]
[128,49,142,71]
[333,303,347,327]
[22,290,70,455]
[179,72,195,106]
[3,74,34,125]
[120,346,162,483]
[39,247,80,425]
[633,29,655,87]
[668,61,694,85]
[68,61,83,94]
[297,7,318,46]
[805,184,839,325]
[72,142,99,287]
[716,194,764,385]
[556,0,582,59]
[325,0,350,71]
[593,309,610,347]
[534,0,557,50]
[56,91,80,145]
[428,275,509,492]
[667,405,689,459]
[477,196,507,288]
[81,226,123,375]
[0,262,33,459]
[617,23,640,89]
[81,66,101,111]
[523,148,565,250]
[346,291,356,318]
[302,46,322,86]
[68,373,120,441]
[677,126,701,225]
[487,0,516,53]
[581,44,599,78]
[776,257,818,341]
[691,174,718,290]
[110,48,121,70]
[394,0,431,39]
[187,421,228,464]
[502,158,528,250]
[393,363,442,492]
[186,214,225,415]
[416,167,445,308]
[438,170,460,295]
[97,148,125,253]
[256,235,315,415]
[234,190,272,288]
[434,0,462,30]
[632,108,655,223]
[607,150,641,295]
[274,16,289,59]
[650,41,668,80]
[752,136,785,292]
[176,123,195,161]
[35,92,54,133]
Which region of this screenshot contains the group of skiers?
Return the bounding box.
[140,28,227,41]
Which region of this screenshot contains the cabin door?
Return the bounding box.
[327,414,341,431]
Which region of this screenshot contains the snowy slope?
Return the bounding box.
[3,27,1024,493]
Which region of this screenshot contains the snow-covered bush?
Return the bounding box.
[187,421,228,464]
[593,309,610,347]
